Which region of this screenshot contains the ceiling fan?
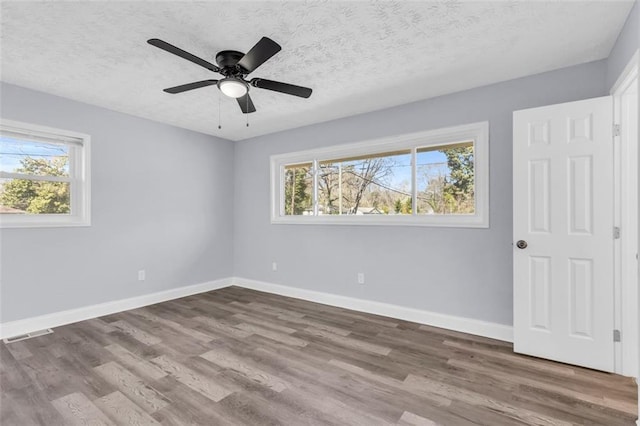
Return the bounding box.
[147,37,312,114]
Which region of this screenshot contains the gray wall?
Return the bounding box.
[233,61,608,326]
[2,8,635,326]
[607,0,639,89]
[0,83,234,323]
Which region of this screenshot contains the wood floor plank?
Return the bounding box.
[232,312,299,334]
[131,308,215,343]
[277,312,352,336]
[100,331,162,361]
[191,315,253,338]
[94,391,161,425]
[1,286,637,425]
[247,301,306,318]
[236,322,308,347]
[94,361,170,413]
[104,344,167,381]
[303,326,392,356]
[151,355,233,402]
[19,350,114,401]
[0,343,32,391]
[510,386,634,426]
[2,385,66,425]
[110,321,162,346]
[0,394,21,426]
[398,410,441,426]
[197,346,382,425]
[249,343,455,424]
[404,373,573,426]
[4,340,33,360]
[86,318,118,334]
[51,392,115,426]
[118,313,213,357]
[55,330,116,368]
[448,357,638,415]
[328,359,451,407]
[442,339,577,377]
[201,348,290,392]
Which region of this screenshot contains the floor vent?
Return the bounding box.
[3,328,53,343]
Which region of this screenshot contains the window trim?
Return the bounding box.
[270,121,489,227]
[0,118,91,228]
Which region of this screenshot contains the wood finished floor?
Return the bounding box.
[1,286,637,425]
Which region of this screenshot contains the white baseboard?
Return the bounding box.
[1,276,513,343]
[232,277,513,342]
[0,278,233,339]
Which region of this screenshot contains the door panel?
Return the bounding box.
[529,256,551,331]
[529,160,550,233]
[568,156,592,234]
[513,96,614,372]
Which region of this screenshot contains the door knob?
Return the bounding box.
[516,240,528,249]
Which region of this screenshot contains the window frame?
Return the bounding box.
[270,121,489,228]
[0,118,91,228]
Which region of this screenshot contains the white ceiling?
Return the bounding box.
[0,1,634,141]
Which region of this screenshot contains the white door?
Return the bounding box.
[513,96,614,372]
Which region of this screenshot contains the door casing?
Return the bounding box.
[611,50,639,378]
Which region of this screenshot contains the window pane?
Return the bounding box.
[416,142,474,215]
[319,151,411,215]
[0,136,70,177]
[0,178,70,215]
[283,163,313,215]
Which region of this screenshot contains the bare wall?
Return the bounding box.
[233,60,608,326]
[606,0,639,89]
[0,83,234,323]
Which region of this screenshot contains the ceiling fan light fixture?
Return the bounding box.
[218,78,248,98]
[149,37,312,115]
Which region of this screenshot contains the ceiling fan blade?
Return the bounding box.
[250,78,312,98]
[148,38,220,73]
[237,93,257,114]
[237,37,281,74]
[163,80,218,94]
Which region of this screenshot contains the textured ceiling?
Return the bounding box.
[0,1,634,141]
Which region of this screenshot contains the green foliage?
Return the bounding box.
[444,146,474,197]
[417,145,474,214]
[392,198,412,214]
[402,198,412,214]
[318,164,339,214]
[284,166,311,215]
[394,199,402,214]
[442,146,474,213]
[0,157,70,214]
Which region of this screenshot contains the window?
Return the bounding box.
[271,122,488,227]
[283,163,313,215]
[0,119,91,228]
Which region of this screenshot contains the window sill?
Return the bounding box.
[0,216,91,229]
[271,215,488,228]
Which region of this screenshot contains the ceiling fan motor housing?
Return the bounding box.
[215,50,246,75]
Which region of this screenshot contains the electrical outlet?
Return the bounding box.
[272,262,278,271]
[357,272,365,284]
[138,270,146,281]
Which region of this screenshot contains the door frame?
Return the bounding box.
[611,49,639,379]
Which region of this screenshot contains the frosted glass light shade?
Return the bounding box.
[218,78,248,98]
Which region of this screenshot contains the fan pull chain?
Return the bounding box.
[218,95,222,129]
[246,95,250,127]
